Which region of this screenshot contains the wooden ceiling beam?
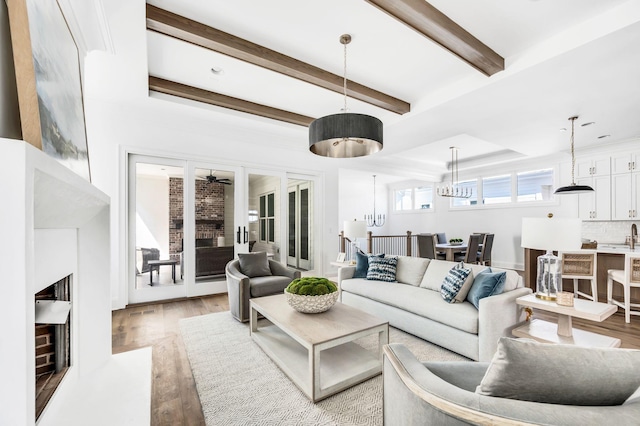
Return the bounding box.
[149,76,314,127]
[365,0,504,77]
[146,4,410,115]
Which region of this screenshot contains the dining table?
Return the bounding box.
[436,243,468,261]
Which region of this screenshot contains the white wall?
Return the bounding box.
[135,175,169,258]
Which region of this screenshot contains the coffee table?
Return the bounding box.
[513,294,621,348]
[250,294,389,402]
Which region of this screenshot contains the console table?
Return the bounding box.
[513,294,621,348]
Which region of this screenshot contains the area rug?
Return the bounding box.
[179,311,467,425]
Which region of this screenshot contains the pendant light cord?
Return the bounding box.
[343,40,348,112]
[570,116,576,185]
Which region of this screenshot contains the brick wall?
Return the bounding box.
[35,325,55,376]
[169,178,226,257]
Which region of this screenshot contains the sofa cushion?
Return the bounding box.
[249,275,292,297]
[341,279,478,334]
[354,251,384,278]
[396,256,430,286]
[238,252,271,278]
[466,268,506,309]
[420,259,460,291]
[477,337,640,406]
[367,256,398,282]
[440,262,472,303]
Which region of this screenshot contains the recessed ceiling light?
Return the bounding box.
[597,134,611,139]
[210,66,224,75]
[581,121,595,127]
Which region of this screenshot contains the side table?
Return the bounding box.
[513,294,621,348]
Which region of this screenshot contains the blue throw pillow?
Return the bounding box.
[366,256,397,282]
[440,262,472,303]
[353,251,384,278]
[466,268,506,309]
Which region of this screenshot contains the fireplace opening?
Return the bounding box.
[35,275,71,420]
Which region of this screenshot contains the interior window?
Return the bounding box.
[517,169,554,201]
[483,174,511,204]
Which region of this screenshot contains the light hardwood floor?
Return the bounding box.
[112,294,640,425]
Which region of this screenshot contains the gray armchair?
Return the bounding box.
[383,342,640,425]
[225,255,300,322]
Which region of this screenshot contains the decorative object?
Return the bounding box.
[448,238,463,245]
[309,34,383,158]
[336,252,346,263]
[365,175,386,227]
[344,219,367,261]
[437,147,472,198]
[466,268,506,309]
[284,277,338,313]
[366,256,398,282]
[440,263,472,303]
[556,291,575,307]
[554,116,594,194]
[521,214,582,300]
[8,0,91,181]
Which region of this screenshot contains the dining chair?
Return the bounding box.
[607,253,640,323]
[477,233,494,266]
[559,250,598,302]
[454,234,482,264]
[417,233,438,259]
[436,233,447,244]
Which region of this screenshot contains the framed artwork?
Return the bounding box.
[336,252,346,263]
[8,0,91,181]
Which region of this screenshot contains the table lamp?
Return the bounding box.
[343,220,367,263]
[521,215,582,300]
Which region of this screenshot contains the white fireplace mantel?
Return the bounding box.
[0,138,150,425]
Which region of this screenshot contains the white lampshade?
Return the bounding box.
[344,220,367,240]
[521,217,582,251]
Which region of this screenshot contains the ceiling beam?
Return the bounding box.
[365,0,504,77]
[149,76,315,127]
[146,4,410,115]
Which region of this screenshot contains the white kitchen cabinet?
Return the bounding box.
[612,171,640,220]
[578,175,611,221]
[611,152,640,175]
[576,157,611,179]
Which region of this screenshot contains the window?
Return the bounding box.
[259,192,275,242]
[451,180,478,207]
[393,186,434,211]
[483,174,511,204]
[517,169,554,201]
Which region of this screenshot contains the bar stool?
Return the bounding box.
[607,253,640,323]
[559,250,598,302]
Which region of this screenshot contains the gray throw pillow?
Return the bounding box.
[477,337,640,406]
[238,252,272,278]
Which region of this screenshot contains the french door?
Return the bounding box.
[287,179,313,270]
[128,154,242,304]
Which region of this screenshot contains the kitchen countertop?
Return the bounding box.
[590,244,640,254]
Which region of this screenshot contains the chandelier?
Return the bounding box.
[309,34,383,158]
[554,116,594,195]
[365,175,385,227]
[437,147,472,198]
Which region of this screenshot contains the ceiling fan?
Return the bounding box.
[197,170,232,185]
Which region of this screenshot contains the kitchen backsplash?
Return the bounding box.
[582,221,640,245]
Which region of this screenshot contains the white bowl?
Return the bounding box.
[285,291,339,313]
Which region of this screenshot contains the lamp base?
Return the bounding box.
[536,250,562,301]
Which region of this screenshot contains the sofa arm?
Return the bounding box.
[268,260,301,280]
[478,287,532,362]
[225,260,251,322]
[338,266,355,284]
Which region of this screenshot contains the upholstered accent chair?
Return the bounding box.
[225,252,301,322]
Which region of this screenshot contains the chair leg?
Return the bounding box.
[625,285,631,323]
[573,279,579,298]
[590,278,598,302]
[607,276,613,304]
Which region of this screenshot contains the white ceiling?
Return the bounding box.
[145,0,640,179]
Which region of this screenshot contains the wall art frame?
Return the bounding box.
[7,0,91,181]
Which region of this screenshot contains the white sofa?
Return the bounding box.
[338,256,531,361]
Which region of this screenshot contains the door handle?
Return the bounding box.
[243,226,249,244]
[236,226,241,244]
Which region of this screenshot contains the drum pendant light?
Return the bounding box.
[309,34,383,158]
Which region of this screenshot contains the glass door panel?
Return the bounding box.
[247,171,284,261]
[287,179,313,271]
[129,156,187,304]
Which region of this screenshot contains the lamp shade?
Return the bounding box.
[521,217,582,251]
[343,220,367,240]
[309,113,383,158]
[554,183,594,194]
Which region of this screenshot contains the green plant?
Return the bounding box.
[286,277,338,296]
[449,238,463,244]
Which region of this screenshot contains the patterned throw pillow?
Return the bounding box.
[366,256,398,282]
[440,262,472,303]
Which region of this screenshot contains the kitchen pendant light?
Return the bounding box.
[309,34,383,158]
[554,116,594,195]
